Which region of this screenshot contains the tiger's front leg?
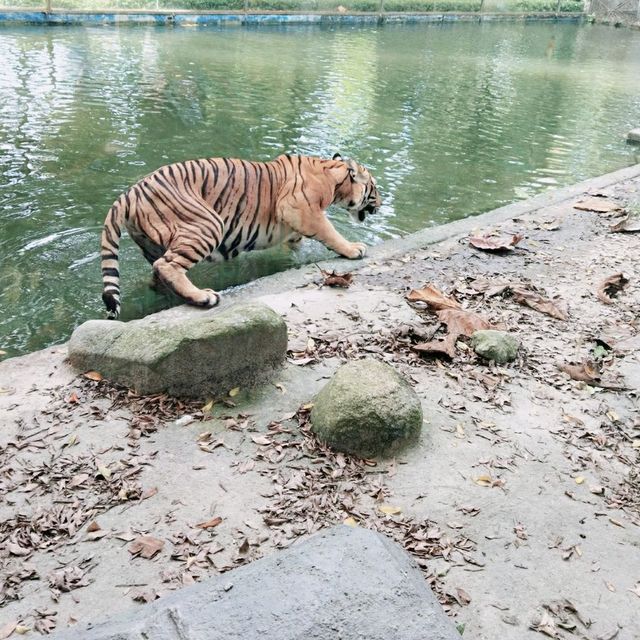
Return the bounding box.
[280,206,367,259]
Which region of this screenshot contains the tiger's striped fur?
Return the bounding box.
[101,153,380,319]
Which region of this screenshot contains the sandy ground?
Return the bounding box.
[1,170,639,639]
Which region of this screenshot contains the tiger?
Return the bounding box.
[100,153,381,319]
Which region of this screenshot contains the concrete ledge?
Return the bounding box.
[627,128,640,144]
[49,525,460,640]
[0,8,584,25]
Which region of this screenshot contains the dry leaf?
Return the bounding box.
[196,516,222,530]
[320,269,354,288]
[228,387,240,397]
[573,197,622,213]
[0,622,18,640]
[343,517,357,527]
[511,285,568,320]
[406,284,461,310]
[67,392,80,404]
[455,587,472,605]
[69,473,89,487]
[202,399,215,412]
[413,339,456,359]
[378,504,402,515]
[86,521,101,533]
[610,214,640,232]
[128,535,164,559]
[574,476,585,485]
[558,361,600,384]
[251,435,271,446]
[83,371,103,381]
[530,611,558,637]
[474,475,493,487]
[597,273,629,304]
[141,487,158,501]
[469,233,524,251]
[414,308,491,359]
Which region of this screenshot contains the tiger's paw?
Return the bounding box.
[345,242,367,259]
[196,289,221,309]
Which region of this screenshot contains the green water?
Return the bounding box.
[1,22,640,356]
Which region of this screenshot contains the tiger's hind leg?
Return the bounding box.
[152,222,224,309]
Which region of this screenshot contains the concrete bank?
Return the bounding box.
[0,8,584,26]
[1,164,639,639]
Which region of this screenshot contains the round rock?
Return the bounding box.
[310,359,423,459]
[471,329,519,363]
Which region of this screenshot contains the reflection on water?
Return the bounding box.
[1,22,640,355]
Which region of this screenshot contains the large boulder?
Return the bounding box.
[68,302,287,398]
[50,525,460,640]
[470,329,519,364]
[310,359,423,458]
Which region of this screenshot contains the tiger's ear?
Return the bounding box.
[345,158,368,185]
[332,153,343,161]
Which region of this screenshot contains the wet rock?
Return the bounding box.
[68,302,287,398]
[471,329,519,363]
[310,359,422,458]
[49,526,460,640]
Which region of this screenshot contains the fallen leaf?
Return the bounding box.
[202,399,215,413]
[378,504,402,515]
[86,521,101,533]
[343,517,357,527]
[141,487,158,501]
[406,284,461,310]
[610,214,640,232]
[69,473,89,487]
[228,387,240,397]
[474,475,493,487]
[574,476,585,485]
[558,361,600,384]
[96,464,112,480]
[128,535,164,559]
[597,273,629,305]
[196,516,222,530]
[469,233,524,251]
[455,587,472,605]
[573,197,622,213]
[0,622,17,640]
[413,339,456,359]
[250,435,271,446]
[530,611,558,637]
[320,269,353,288]
[83,371,103,381]
[67,392,80,404]
[238,538,250,554]
[511,285,568,320]
[414,308,492,359]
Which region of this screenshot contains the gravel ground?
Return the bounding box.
[0,170,639,639]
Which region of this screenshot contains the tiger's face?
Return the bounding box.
[332,154,381,222]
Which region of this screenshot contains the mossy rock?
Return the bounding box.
[471,330,519,364]
[310,359,423,459]
[68,302,287,398]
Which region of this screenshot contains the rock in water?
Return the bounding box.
[310,359,422,458]
[68,302,287,398]
[471,329,519,363]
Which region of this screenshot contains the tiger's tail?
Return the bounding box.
[100,194,126,319]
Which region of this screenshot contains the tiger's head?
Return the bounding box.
[332,153,381,222]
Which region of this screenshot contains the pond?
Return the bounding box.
[1,21,640,357]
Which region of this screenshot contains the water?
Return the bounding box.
[1,21,639,356]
